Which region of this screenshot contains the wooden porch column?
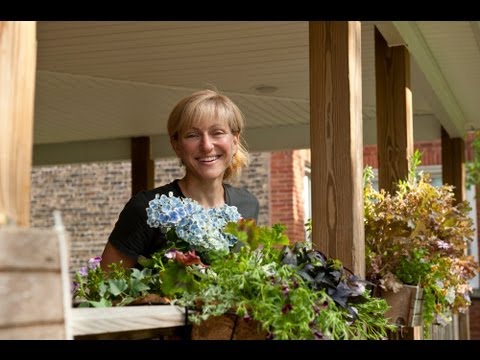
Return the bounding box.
[131,137,154,196]
[441,127,466,204]
[374,27,413,193]
[441,126,469,340]
[375,27,420,340]
[0,22,37,227]
[309,21,364,277]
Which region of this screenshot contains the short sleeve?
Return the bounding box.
[108,191,154,260]
[107,180,183,260]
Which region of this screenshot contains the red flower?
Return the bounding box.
[166,249,206,266]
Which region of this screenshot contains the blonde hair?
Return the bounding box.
[167,89,250,181]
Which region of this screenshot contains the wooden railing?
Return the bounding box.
[429,315,460,340]
[72,305,188,340]
[389,314,461,340]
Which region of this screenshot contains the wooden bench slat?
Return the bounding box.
[71,305,186,336]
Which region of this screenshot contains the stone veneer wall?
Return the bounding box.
[30,152,270,276]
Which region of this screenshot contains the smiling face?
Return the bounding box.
[171,116,239,183]
[167,89,248,182]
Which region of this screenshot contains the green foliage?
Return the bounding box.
[363,151,479,329]
[395,249,431,286]
[73,219,394,339]
[466,130,480,189]
[176,220,394,340]
[73,261,161,307]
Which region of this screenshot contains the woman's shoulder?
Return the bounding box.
[224,183,259,220]
[224,183,257,201]
[132,180,183,206]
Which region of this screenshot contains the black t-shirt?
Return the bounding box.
[108,179,260,261]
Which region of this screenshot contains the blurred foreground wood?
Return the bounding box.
[72,305,186,339]
[0,225,71,339]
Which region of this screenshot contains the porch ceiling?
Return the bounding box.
[33,21,480,164]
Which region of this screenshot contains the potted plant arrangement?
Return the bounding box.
[73,193,394,340]
[363,150,479,336]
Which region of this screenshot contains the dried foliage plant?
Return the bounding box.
[364,150,479,328]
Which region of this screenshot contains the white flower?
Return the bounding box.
[436,240,451,250]
[445,286,456,304]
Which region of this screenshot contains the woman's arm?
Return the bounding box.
[100,242,137,271]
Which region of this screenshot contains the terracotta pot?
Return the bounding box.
[190,313,268,340]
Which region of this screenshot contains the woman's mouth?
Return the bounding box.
[197,155,221,163]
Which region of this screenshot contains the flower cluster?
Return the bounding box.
[72,256,102,296]
[146,192,241,254]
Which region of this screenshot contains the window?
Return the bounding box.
[303,165,312,244]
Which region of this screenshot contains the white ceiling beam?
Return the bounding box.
[33,124,312,166]
[33,138,131,165]
[392,21,466,138]
[470,21,480,57]
[151,124,312,159]
[34,114,443,166]
[372,21,406,47]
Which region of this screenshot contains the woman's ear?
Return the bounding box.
[232,133,239,153]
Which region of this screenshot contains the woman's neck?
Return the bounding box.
[178,177,225,208]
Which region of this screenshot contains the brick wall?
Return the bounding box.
[470,298,480,339]
[365,137,475,169]
[30,153,269,275]
[270,149,309,243]
[364,140,443,168]
[236,152,270,226]
[31,162,131,275]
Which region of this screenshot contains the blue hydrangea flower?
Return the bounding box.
[146,192,241,253]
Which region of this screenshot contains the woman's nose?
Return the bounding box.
[200,135,214,151]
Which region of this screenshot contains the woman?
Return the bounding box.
[100,89,259,270]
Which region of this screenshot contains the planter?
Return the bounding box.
[190,313,268,340]
[381,284,424,327]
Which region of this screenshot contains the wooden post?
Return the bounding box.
[131,136,154,196]
[0,21,37,227]
[441,127,466,203]
[374,26,420,340]
[374,26,413,194]
[309,21,364,277]
[441,126,470,340]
